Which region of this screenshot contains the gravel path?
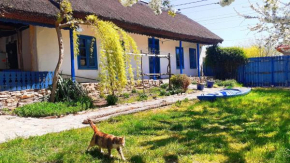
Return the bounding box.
[0,87,221,144]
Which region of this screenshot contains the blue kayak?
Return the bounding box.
[197,88,251,101]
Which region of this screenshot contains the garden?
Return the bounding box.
[1,88,289,162]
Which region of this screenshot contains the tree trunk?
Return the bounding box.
[50,25,64,102]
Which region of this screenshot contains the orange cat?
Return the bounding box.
[87,119,126,160]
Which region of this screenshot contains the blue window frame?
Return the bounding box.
[148,38,161,79]
[189,48,197,69]
[77,35,98,70]
[176,47,184,69]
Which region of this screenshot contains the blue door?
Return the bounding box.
[148,38,160,79]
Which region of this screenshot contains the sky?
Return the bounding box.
[146,0,265,47]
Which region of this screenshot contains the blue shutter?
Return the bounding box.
[189,48,197,69]
[176,47,184,69]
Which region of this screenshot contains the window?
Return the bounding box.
[77,35,98,69]
[189,48,197,69]
[176,47,184,69]
[148,38,160,54]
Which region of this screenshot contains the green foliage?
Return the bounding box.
[175,100,182,107]
[170,74,191,92]
[14,102,87,118]
[53,76,92,107]
[215,79,241,88]
[205,45,248,80]
[131,88,137,93]
[122,93,130,99]
[170,89,184,95]
[160,83,169,89]
[106,95,119,105]
[138,93,148,101]
[159,90,167,96]
[2,89,290,162]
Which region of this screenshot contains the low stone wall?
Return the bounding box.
[0,89,51,110]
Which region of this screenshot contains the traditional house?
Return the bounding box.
[0,0,223,91]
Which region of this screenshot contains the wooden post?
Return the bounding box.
[17,30,24,70]
[168,53,172,90]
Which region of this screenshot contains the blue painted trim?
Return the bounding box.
[179,41,183,74]
[69,29,76,82]
[197,43,200,78]
[152,37,156,80]
[0,18,55,28]
[77,35,98,70]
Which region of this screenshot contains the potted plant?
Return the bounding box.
[207,79,215,88]
[197,78,205,91]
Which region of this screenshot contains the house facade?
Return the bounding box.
[0,0,223,86]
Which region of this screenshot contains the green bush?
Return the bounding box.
[14,102,87,118]
[106,95,118,105]
[53,76,92,106]
[122,93,130,99]
[131,88,137,93]
[170,74,191,92]
[159,90,167,96]
[215,80,241,88]
[138,93,148,101]
[170,89,184,95]
[160,83,169,89]
[205,46,248,80]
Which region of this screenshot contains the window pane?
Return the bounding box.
[89,57,95,66]
[79,39,85,48]
[80,48,86,57]
[80,58,86,66]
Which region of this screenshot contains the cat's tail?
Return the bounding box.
[88,119,99,133]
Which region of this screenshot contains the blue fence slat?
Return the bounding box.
[0,71,54,92]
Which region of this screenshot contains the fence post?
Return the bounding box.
[271,57,275,86]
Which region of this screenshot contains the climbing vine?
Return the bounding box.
[50,0,140,101]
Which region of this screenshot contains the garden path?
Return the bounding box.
[0,87,221,144]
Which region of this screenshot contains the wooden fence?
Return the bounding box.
[0,71,54,91]
[237,56,290,87]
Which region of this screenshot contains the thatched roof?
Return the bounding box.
[0,0,223,44]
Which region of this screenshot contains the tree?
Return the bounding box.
[205,46,247,79]
[50,0,139,102]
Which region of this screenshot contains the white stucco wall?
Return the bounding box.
[35,25,204,82]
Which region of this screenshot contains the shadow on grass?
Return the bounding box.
[138,89,290,162]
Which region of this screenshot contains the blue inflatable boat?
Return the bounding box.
[197,88,251,101]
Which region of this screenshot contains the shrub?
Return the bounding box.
[170,74,191,92]
[14,102,86,118]
[131,88,137,93]
[159,90,167,96]
[53,76,92,106]
[106,95,119,105]
[160,83,169,89]
[205,46,248,80]
[138,93,148,101]
[122,93,130,99]
[215,80,241,88]
[170,89,184,95]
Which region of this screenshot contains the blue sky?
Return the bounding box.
[145,0,266,47]
[172,0,262,47]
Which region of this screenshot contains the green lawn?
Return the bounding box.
[1,88,290,163]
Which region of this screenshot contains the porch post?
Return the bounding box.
[69,29,76,82]
[179,41,183,74]
[197,43,200,78]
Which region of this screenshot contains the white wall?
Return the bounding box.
[35,26,204,82]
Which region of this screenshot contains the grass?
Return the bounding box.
[14,102,90,118]
[1,88,290,162]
